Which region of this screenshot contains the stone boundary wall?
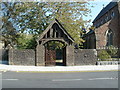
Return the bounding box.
[9,49,35,66]
[3,48,120,66]
[74,49,97,65]
[8,49,98,66]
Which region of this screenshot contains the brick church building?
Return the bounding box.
[84,1,120,49]
[92,1,120,49]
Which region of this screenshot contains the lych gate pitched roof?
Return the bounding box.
[37,19,74,42]
[93,2,117,23]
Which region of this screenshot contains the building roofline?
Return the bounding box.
[92,2,117,23]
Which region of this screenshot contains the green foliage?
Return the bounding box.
[16,34,37,49]
[45,41,65,50]
[14,2,92,47]
[1,2,21,48]
[47,2,91,45]
[107,46,118,57]
[16,34,30,49]
[15,2,49,34]
[26,36,37,49]
[98,50,111,61]
[1,2,92,49]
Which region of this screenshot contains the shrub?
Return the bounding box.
[98,50,111,61]
[107,46,118,57]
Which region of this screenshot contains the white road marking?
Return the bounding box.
[88,78,116,80]
[1,79,19,81]
[52,77,118,81]
[52,79,83,81]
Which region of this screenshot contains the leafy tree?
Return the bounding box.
[1,2,43,48]
[14,2,49,34]
[25,35,37,49]
[47,2,91,46]
[16,33,37,49]
[1,2,20,48]
[1,2,92,49]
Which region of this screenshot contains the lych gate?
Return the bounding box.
[36,19,74,66]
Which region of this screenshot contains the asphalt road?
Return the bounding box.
[1,71,119,88]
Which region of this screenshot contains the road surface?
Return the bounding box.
[1,71,118,88]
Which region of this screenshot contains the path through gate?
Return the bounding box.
[45,48,56,66]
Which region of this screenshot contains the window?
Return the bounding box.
[97,23,99,27]
[94,25,97,28]
[111,11,115,18]
[101,20,103,25]
[105,17,107,22]
[106,29,113,46]
[105,14,109,22]
[97,20,100,27]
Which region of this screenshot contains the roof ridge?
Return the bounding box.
[93,2,117,23]
[36,19,74,43]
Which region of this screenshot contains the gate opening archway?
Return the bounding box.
[36,19,74,66]
[44,40,66,66]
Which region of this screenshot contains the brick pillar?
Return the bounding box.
[36,45,45,66]
[66,45,74,66]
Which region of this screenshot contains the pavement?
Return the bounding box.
[0,64,119,72]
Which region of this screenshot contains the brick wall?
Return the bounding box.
[74,49,97,65]
[9,49,35,66]
[94,4,120,49]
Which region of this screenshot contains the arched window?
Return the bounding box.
[111,11,115,18]
[106,29,113,46]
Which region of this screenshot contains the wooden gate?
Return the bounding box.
[45,48,56,66]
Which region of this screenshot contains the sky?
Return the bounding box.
[86,0,113,25]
